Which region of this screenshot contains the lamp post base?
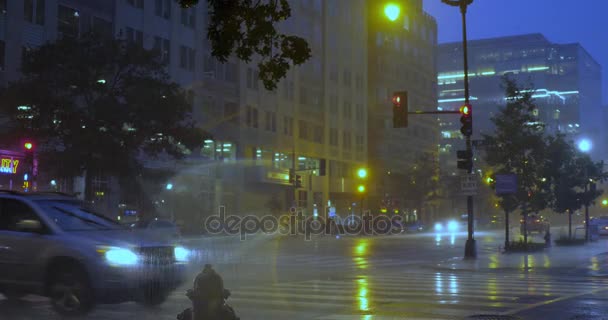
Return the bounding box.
[464,239,477,259]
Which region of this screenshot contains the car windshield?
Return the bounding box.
[35,200,122,231]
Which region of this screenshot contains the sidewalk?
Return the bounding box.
[432,239,608,275]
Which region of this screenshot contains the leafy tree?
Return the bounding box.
[0,33,207,200]
[402,152,442,222]
[178,0,311,90]
[482,77,552,245]
[544,134,584,238]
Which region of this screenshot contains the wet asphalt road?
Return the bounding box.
[3,228,608,320]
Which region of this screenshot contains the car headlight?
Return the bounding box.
[447,220,459,232]
[434,223,443,232]
[174,246,190,262]
[97,246,139,266]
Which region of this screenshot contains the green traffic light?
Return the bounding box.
[357,185,366,193]
[357,168,368,179]
[384,3,400,22]
[602,199,608,206]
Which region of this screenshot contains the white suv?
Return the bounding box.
[0,191,190,315]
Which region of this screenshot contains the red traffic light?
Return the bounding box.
[460,104,472,117]
[24,142,33,150]
[392,95,401,105]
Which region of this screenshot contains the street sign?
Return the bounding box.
[461,174,478,195]
[495,174,517,195]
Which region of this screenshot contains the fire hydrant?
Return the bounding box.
[177,264,239,320]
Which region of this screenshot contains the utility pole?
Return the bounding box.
[442,0,476,259]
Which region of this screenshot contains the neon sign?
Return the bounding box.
[0,158,19,174]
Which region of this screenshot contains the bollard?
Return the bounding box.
[177,264,239,320]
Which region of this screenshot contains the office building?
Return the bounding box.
[437,33,603,216]
[367,0,439,222]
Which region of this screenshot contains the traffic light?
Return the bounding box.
[457,150,473,171]
[295,175,302,188]
[459,103,472,136]
[392,91,408,128]
[289,169,295,184]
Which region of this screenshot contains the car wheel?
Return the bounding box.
[48,264,94,316]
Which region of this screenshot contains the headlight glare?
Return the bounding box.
[98,246,139,266]
[447,220,459,232]
[174,246,190,262]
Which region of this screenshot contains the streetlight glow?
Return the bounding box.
[357,168,368,179]
[166,183,173,190]
[357,185,366,193]
[384,3,400,22]
[602,199,608,206]
[578,139,592,153]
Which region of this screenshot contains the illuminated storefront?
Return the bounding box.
[0,149,27,190]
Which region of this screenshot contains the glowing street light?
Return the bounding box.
[357,185,366,193]
[578,138,592,153]
[166,183,173,191]
[602,199,608,207]
[383,3,400,22]
[357,168,368,179]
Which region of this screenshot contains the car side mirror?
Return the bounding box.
[16,219,43,233]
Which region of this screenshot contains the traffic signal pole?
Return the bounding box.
[459,0,476,259]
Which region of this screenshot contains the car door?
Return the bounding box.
[0,198,50,287]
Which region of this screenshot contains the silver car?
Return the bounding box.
[0,192,190,315]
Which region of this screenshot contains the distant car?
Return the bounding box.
[589,216,608,235]
[520,215,549,234]
[130,218,182,240]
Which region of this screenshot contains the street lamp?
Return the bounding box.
[383,3,401,22]
[578,138,592,153]
[166,183,173,191]
[577,138,594,241]
[442,0,476,259]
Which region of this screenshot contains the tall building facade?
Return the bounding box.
[0,0,372,224]
[367,0,439,222]
[437,33,603,217]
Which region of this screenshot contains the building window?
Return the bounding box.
[24,0,45,25]
[154,37,170,64]
[329,128,338,146]
[329,95,338,114]
[343,100,352,119]
[329,65,338,82]
[125,27,143,47]
[299,86,308,105]
[343,131,351,149]
[224,102,240,124]
[282,80,294,100]
[181,8,195,28]
[57,5,79,38]
[127,0,144,9]
[271,112,277,132]
[283,116,293,136]
[155,0,171,19]
[225,63,237,82]
[247,68,253,89]
[343,69,351,87]
[298,120,308,139]
[313,125,323,143]
[265,111,272,131]
[355,104,364,121]
[179,46,195,71]
[355,135,364,152]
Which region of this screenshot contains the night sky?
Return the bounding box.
[423,0,608,104]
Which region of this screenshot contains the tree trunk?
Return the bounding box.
[504,209,510,249]
[523,211,528,246]
[568,210,572,239]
